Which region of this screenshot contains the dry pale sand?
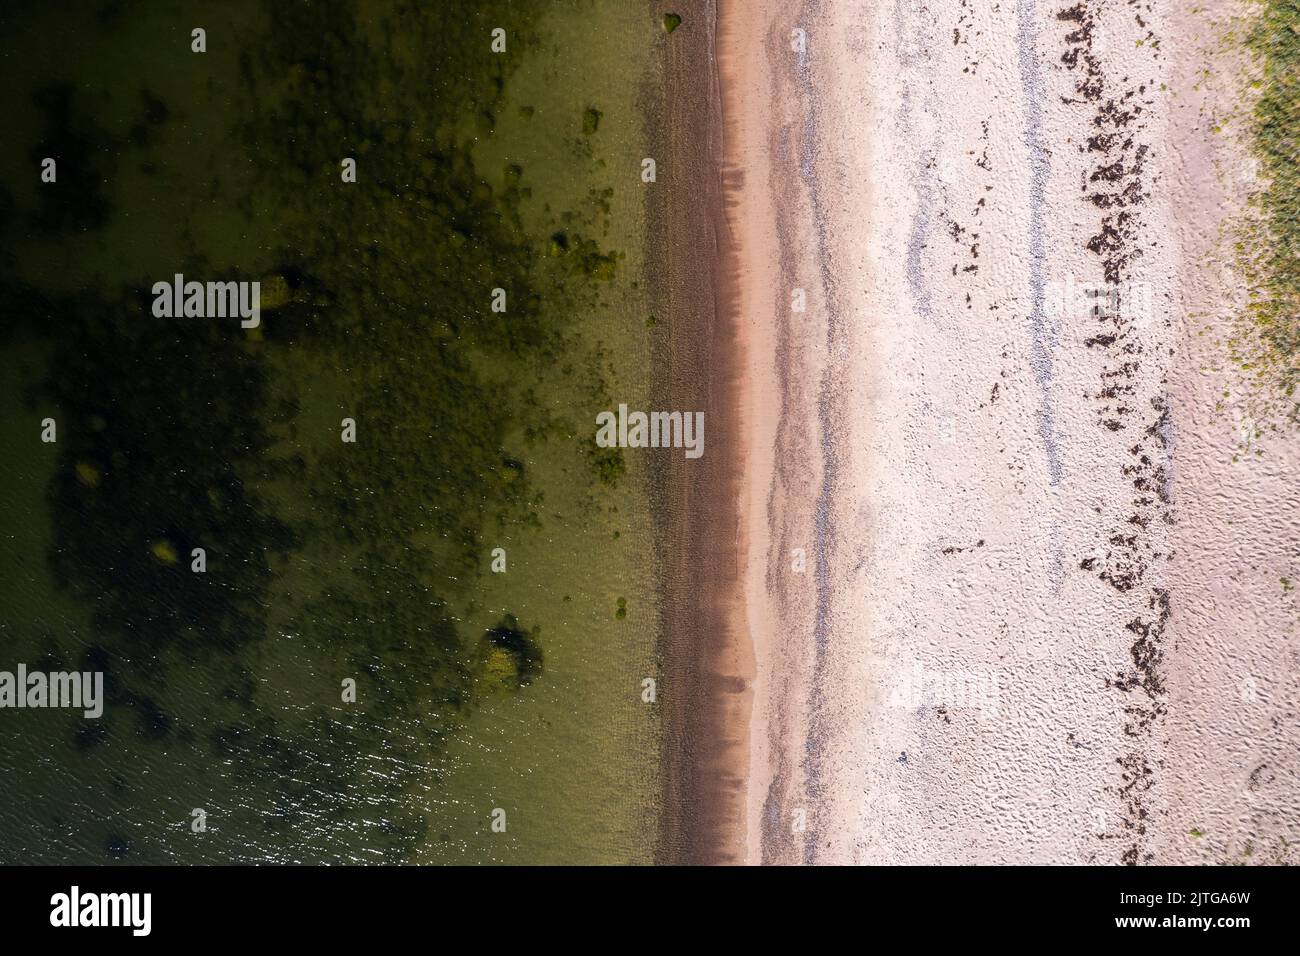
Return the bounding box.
[717,0,1299,864]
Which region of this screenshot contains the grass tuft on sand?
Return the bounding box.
[1235,0,1300,418]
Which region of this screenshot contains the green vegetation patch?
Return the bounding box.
[1237,1,1300,417]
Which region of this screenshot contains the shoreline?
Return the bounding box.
[654,0,754,865]
[716,0,789,866]
[657,0,822,865]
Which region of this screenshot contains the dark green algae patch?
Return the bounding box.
[0,0,633,863]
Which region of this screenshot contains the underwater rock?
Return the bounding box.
[149,540,178,564]
[259,274,292,311]
[478,615,543,690]
[75,462,101,487]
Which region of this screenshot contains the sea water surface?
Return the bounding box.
[0,0,669,865]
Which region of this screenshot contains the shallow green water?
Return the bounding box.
[0,0,667,864]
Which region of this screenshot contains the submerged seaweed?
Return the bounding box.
[0,0,628,863]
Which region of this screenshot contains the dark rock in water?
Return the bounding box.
[482,614,543,689]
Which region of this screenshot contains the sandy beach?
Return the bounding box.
[702,0,1299,864]
[655,0,753,864]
